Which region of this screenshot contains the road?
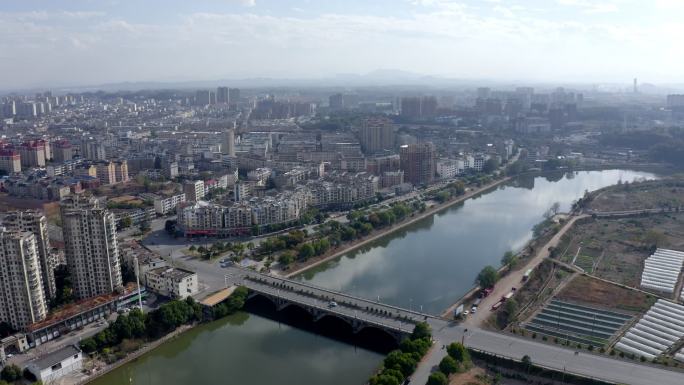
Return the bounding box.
[426,321,684,385]
[461,214,588,327]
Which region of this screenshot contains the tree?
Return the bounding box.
[504,298,519,324]
[383,350,417,377]
[1,364,22,382]
[439,355,460,375]
[369,374,400,385]
[476,266,499,288]
[447,342,470,363]
[501,251,518,270]
[550,201,561,216]
[117,215,132,229]
[298,243,315,260]
[279,251,296,266]
[642,230,666,248]
[482,158,500,174]
[165,220,176,234]
[427,372,448,385]
[139,221,151,233]
[80,337,98,354]
[522,354,533,371]
[411,322,432,340]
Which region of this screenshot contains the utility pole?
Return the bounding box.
[134,256,143,310]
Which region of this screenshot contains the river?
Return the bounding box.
[92,169,655,385]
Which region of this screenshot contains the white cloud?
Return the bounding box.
[0,2,681,88]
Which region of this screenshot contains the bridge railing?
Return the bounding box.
[246,283,415,333]
[227,266,437,320]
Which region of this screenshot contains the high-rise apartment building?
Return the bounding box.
[2,211,56,300]
[113,160,129,183]
[400,143,435,185]
[60,196,123,299]
[18,140,46,168]
[221,129,236,157]
[229,88,240,104]
[183,180,205,202]
[95,161,116,185]
[329,93,344,110]
[359,117,395,154]
[0,148,21,174]
[81,139,107,160]
[52,140,73,162]
[400,97,422,118]
[0,230,47,330]
[216,87,230,104]
[195,90,212,106]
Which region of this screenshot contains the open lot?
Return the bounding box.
[555,214,684,287]
[557,275,656,314]
[589,179,684,212]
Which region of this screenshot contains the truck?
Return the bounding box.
[522,268,533,282]
[481,287,494,298]
[501,292,515,302]
[491,301,503,311]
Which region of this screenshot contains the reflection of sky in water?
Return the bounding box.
[297,170,656,314]
[91,314,382,385]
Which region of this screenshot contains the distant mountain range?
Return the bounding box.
[3,69,684,95]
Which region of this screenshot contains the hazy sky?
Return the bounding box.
[0,0,682,89]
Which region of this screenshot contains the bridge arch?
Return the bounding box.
[315,313,355,331]
[354,325,402,347]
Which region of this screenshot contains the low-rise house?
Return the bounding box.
[25,345,83,383]
[145,267,198,299]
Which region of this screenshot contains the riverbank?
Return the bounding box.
[282,175,512,279]
[78,324,194,385]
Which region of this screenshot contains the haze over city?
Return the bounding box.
[3,2,684,385]
[2,0,684,90]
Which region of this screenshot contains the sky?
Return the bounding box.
[0,0,682,90]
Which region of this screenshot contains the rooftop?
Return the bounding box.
[28,344,81,371]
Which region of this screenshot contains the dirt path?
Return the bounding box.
[462,214,588,327]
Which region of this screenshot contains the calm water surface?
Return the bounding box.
[295,170,656,314]
[93,169,655,385]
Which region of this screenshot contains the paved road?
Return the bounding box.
[404,318,684,385]
[462,214,588,326]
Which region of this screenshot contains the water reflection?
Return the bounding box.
[90,310,383,385]
[296,170,656,314]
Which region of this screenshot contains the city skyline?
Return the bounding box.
[1,0,683,90]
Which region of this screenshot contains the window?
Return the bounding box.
[51,362,62,371]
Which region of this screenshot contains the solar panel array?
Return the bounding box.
[640,248,684,294]
[615,300,684,361]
